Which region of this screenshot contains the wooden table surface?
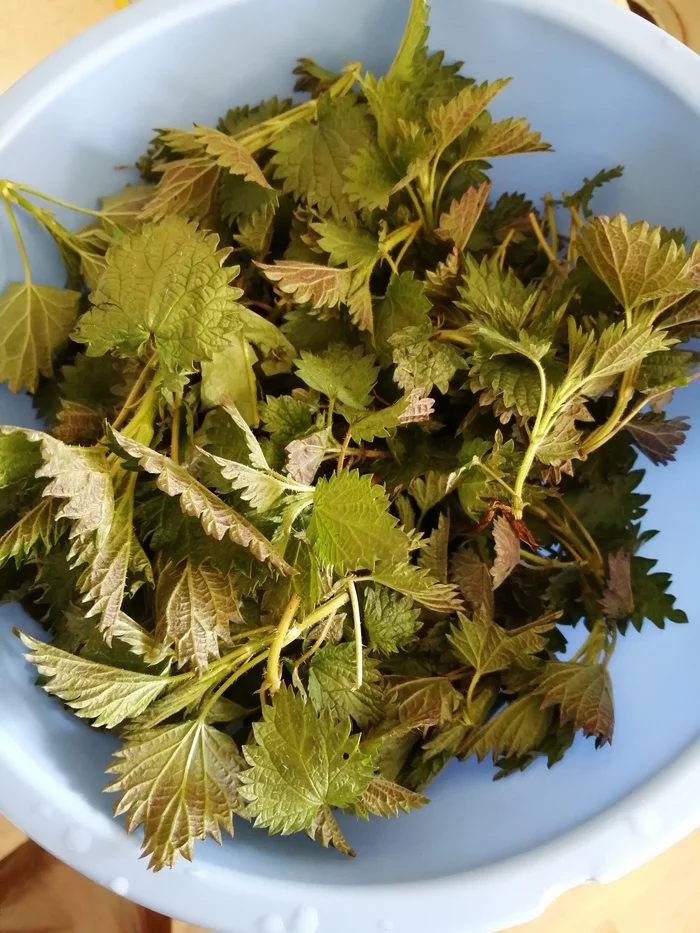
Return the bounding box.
[2,1,700,931]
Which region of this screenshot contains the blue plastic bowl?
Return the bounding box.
[1,1,700,931]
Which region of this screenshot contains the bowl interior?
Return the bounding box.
[1,0,700,891]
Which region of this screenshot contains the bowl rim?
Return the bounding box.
[2,1,700,931]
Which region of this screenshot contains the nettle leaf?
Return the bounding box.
[156,558,239,674]
[375,273,431,356]
[563,166,624,218]
[107,720,245,869]
[538,662,614,744]
[260,395,314,448]
[240,685,374,836]
[19,633,169,729]
[312,220,379,267]
[626,555,687,631]
[429,79,511,150]
[354,777,428,819]
[387,0,429,83]
[308,643,384,728]
[190,125,271,189]
[256,260,352,309]
[490,515,520,589]
[390,323,464,394]
[306,805,355,857]
[271,94,372,220]
[578,216,696,312]
[602,550,634,619]
[627,413,689,465]
[285,428,335,485]
[419,513,450,583]
[348,390,434,443]
[52,401,103,446]
[202,448,301,514]
[448,610,552,676]
[391,676,461,728]
[450,549,494,616]
[200,338,258,423]
[589,318,673,382]
[344,145,400,212]
[435,182,491,251]
[0,431,41,488]
[141,157,220,222]
[75,216,243,388]
[109,430,293,575]
[363,585,421,655]
[462,115,551,161]
[467,694,553,763]
[371,561,463,613]
[295,345,378,408]
[0,498,57,568]
[0,283,80,393]
[76,478,149,640]
[409,470,462,514]
[309,470,409,573]
[32,433,114,545]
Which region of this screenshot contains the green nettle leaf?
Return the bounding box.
[200,337,258,423]
[107,720,245,869]
[140,157,220,222]
[256,260,352,309]
[240,686,375,836]
[390,323,464,394]
[450,549,494,616]
[190,125,271,189]
[448,610,552,676]
[0,431,42,488]
[0,498,57,568]
[309,470,409,572]
[409,470,463,514]
[375,273,431,355]
[295,345,378,408]
[462,115,551,161]
[354,777,428,819]
[538,662,614,744]
[260,395,314,448]
[467,694,553,762]
[271,94,372,220]
[370,561,463,613]
[19,633,169,729]
[0,283,80,393]
[578,216,696,312]
[435,182,491,251]
[308,643,384,728]
[312,220,379,267]
[418,513,450,583]
[387,0,429,83]
[75,216,244,388]
[363,585,421,655]
[109,429,293,575]
[348,390,434,443]
[429,79,511,150]
[202,447,301,514]
[344,145,400,212]
[627,413,689,465]
[156,558,239,674]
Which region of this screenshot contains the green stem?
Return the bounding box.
[241,336,260,429]
[406,183,429,231]
[336,426,353,475]
[519,549,582,570]
[434,329,473,349]
[471,457,517,499]
[529,212,565,276]
[581,366,638,456]
[435,157,469,214]
[266,594,302,694]
[348,580,363,689]
[326,397,336,426]
[3,198,31,284]
[512,359,548,518]
[9,183,120,227]
[170,391,182,463]
[291,590,351,639]
[465,671,480,723]
[110,352,159,433]
[199,650,270,721]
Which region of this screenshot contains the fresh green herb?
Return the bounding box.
[0,0,696,869]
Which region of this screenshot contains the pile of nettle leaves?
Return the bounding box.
[0,0,695,870]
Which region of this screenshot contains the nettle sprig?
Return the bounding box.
[0,0,696,869]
